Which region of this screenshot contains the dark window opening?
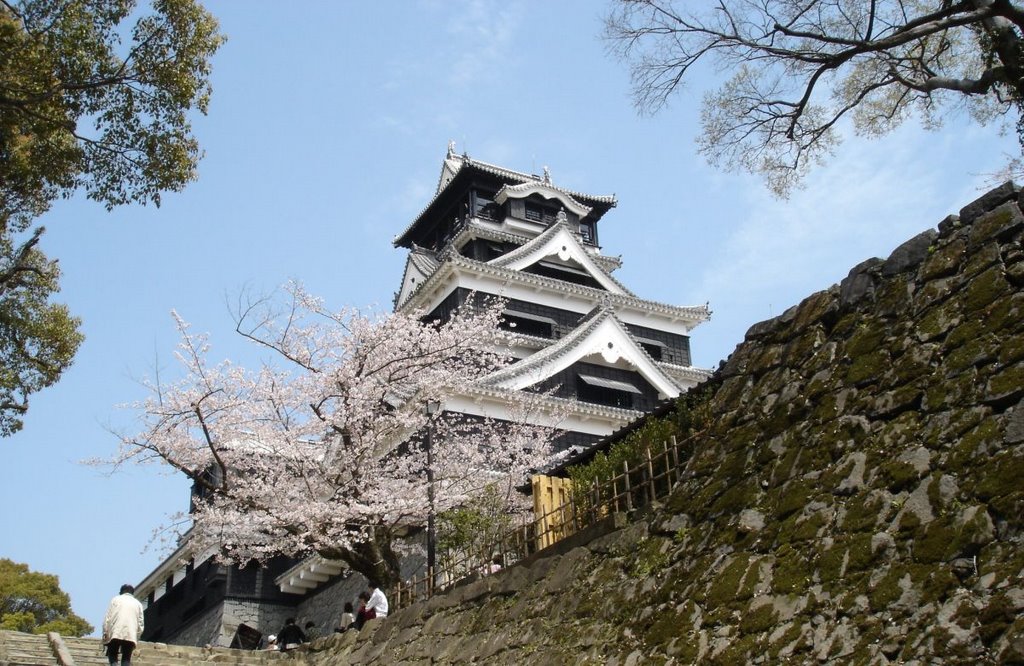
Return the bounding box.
[577,374,641,409]
[474,190,499,220]
[640,343,663,360]
[525,261,603,289]
[579,222,595,244]
[635,337,665,361]
[524,201,559,225]
[500,310,555,338]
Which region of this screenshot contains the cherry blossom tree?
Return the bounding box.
[112,283,558,586]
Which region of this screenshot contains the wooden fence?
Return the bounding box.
[392,434,688,609]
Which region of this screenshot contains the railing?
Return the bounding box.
[392,434,690,609]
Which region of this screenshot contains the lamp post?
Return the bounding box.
[424,400,440,587]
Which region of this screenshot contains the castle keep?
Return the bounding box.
[132,148,710,647]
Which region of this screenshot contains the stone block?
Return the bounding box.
[839,257,883,309]
[882,229,938,276]
[959,180,1019,225]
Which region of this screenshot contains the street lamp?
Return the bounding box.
[424,399,441,588]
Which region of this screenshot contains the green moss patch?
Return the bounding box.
[964,266,1012,313]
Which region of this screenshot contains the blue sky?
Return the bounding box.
[1,0,1012,633]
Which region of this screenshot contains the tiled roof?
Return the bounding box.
[409,246,440,274]
[459,383,644,421]
[449,220,623,272]
[480,306,694,399]
[399,252,711,325]
[454,154,616,204]
[392,245,441,310]
[396,152,616,247]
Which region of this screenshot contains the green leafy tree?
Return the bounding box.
[0,0,224,434]
[437,484,519,572]
[606,0,1024,196]
[0,558,93,636]
[0,227,83,435]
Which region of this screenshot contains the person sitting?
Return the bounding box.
[336,602,356,633]
[354,592,373,630]
[275,618,306,651]
[366,581,389,619]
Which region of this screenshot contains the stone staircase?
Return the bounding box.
[0,631,294,665]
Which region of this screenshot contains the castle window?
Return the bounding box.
[473,190,499,219]
[634,336,665,361]
[526,260,603,289]
[524,201,544,222]
[501,309,556,338]
[577,374,641,409]
[579,221,596,244]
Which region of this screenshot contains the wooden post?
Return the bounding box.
[662,439,671,486]
[623,461,633,512]
[671,435,680,482]
[646,446,657,502]
[569,491,578,532]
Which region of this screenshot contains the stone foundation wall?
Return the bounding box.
[167,604,223,647]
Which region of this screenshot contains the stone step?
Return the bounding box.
[0,631,295,666]
[0,631,55,665]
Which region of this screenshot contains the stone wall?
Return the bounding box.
[286,181,1024,664]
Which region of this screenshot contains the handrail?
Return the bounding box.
[392,434,691,609]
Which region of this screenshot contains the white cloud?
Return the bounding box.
[445,0,524,88]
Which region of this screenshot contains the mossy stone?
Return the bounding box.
[998,325,1024,366]
[924,367,980,414]
[878,460,921,493]
[964,265,1011,313]
[778,509,828,544]
[739,602,778,635]
[978,592,1017,646]
[875,278,915,317]
[846,349,890,386]
[943,317,987,352]
[943,333,999,375]
[968,201,1024,249]
[915,275,957,310]
[846,322,888,358]
[983,291,1024,335]
[961,238,1003,277]
[915,305,960,342]
[711,479,759,517]
[790,289,838,333]
[841,494,886,532]
[975,452,1024,501]
[867,568,906,611]
[920,236,965,280]
[985,362,1024,405]
[773,479,818,521]
[704,554,757,607]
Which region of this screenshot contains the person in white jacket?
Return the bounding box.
[102,584,144,666]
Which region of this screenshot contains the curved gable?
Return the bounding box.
[494,182,592,219]
[489,222,630,295]
[483,309,682,399]
[395,249,440,309]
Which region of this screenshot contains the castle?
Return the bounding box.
[133,146,710,647]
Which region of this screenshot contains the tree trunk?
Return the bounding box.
[325,527,402,587]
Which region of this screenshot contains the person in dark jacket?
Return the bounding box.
[276,618,306,651]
